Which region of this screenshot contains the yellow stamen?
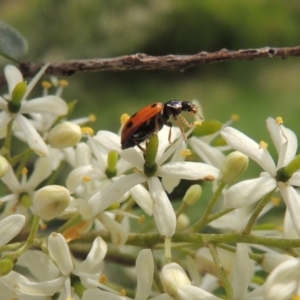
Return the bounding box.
[21,167,28,175]
[120,289,127,296]
[40,223,47,231]
[193,120,202,126]
[99,274,107,283]
[180,149,192,157]
[63,220,91,242]
[121,113,130,126]
[89,114,96,122]
[277,226,284,233]
[41,81,52,89]
[81,127,94,136]
[59,79,69,87]
[259,141,268,149]
[231,114,240,121]
[138,215,145,224]
[82,176,91,182]
[291,295,300,300]
[271,197,281,206]
[276,117,283,124]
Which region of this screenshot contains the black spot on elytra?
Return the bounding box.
[151,103,157,108]
[126,121,134,128]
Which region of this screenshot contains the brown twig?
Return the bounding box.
[1,45,300,86]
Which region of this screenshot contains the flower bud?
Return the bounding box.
[176,213,190,230]
[47,122,82,148]
[8,81,27,113]
[33,185,70,220]
[0,258,14,276]
[161,263,191,298]
[0,156,9,178]
[221,151,249,183]
[183,184,202,206]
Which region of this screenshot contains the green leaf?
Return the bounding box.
[0,19,28,62]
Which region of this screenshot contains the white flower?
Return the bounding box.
[46,233,107,299]
[0,155,55,219]
[0,64,68,156]
[265,257,300,300]
[82,249,155,300]
[80,126,219,237]
[221,118,300,236]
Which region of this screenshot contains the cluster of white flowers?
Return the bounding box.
[0,64,299,300]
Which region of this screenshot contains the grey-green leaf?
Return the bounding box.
[0,19,28,61]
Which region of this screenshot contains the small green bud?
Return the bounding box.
[183,184,202,206]
[278,154,300,181]
[144,134,158,177]
[7,81,27,113]
[20,193,32,208]
[0,257,14,276]
[47,122,82,148]
[0,156,9,178]
[105,151,118,178]
[221,151,249,183]
[193,119,222,137]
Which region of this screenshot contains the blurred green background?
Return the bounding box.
[1,0,300,169]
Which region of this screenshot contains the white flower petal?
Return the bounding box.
[1,163,21,192]
[81,173,145,219]
[0,111,11,133]
[147,177,176,237]
[23,64,49,100]
[98,212,128,246]
[289,172,300,186]
[221,127,276,176]
[4,65,23,96]
[283,209,299,239]
[178,285,221,300]
[135,249,154,300]
[0,96,8,110]
[157,162,219,181]
[75,236,107,274]
[21,96,68,116]
[265,258,300,300]
[130,184,153,215]
[0,215,25,247]
[15,114,48,157]
[278,183,300,238]
[120,148,144,170]
[66,165,95,193]
[83,289,126,300]
[18,250,61,281]
[232,244,253,300]
[189,136,226,169]
[224,176,277,209]
[0,271,65,296]
[48,233,73,275]
[94,130,122,152]
[26,156,54,189]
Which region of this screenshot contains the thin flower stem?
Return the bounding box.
[1,119,13,159]
[164,236,172,264]
[208,243,233,300]
[188,180,227,232]
[11,215,40,260]
[242,189,275,235]
[175,202,187,218]
[12,148,34,170]
[57,214,82,233]
[205,208,235,225]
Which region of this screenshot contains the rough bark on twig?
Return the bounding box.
[0,45,300,86]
